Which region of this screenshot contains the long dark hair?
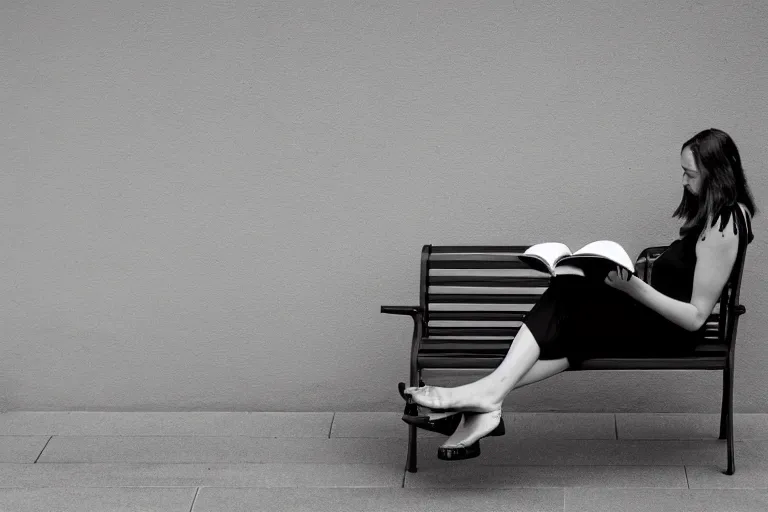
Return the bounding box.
[673,128,758,241]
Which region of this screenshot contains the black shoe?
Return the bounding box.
[398,382,461,434]
[397,382,505,437]
[402,409,463,436]
[437,410,505,461]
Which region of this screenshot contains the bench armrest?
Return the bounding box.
[381,306,424,317]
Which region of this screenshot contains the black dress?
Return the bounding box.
[523,202,753,367]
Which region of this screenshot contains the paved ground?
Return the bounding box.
[0,411,767,511]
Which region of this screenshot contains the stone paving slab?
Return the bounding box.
[28,434,765,469]
[0,487,196,512]
[422,438,768,468]
[0,435,50,463]
[565,488,768,511]
[678,439,764,466]
[0,463,402,488]
[616,413,768,440]
[499,413,616,439]
[404,465,688,489]
[38,436,407,464]
[0,412,334,437]
[412,437,757,467]
[192,487,565,512]
[617,413,721,439]
[729,415,768,440]
[736,440,768,459]
[686,461,768,489]
[3,412,768,440]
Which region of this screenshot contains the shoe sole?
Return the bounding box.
[438,441,481,460]
[402,414,506,437]
[436,411,505,460]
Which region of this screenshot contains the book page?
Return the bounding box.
[521,242,572,272]
[556,240,635,274]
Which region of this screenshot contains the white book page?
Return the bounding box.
[569,240,635,273]
[523,242,572,270]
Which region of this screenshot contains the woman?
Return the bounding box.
[401,128,758,461]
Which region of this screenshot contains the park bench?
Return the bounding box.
[381,212,750,475]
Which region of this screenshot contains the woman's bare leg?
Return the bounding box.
[406,324,567,412]
[441,356,570,448]
[514,356,570,389]
[431,326,570,448]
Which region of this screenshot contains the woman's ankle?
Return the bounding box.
[441,410,502,447]
[458,388,503,412]
[468,379,505,411]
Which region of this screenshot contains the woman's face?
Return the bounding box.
[680,146,702,196]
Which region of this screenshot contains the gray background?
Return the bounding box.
[2,0,765,412]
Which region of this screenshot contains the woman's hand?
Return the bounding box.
[604,265,639,296]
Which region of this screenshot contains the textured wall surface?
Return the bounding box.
[2,0,766,412]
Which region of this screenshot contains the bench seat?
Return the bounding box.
[416,339,729,369]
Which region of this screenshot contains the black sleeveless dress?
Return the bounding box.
[524,203,753,367]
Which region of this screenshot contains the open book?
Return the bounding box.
[518,240,636,278]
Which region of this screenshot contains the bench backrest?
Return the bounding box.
[419,210,750,354]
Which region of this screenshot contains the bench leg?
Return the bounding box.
[406,424,418,473]
[719,368,729,440]
[722,366,735,475]
[405,373,424,473]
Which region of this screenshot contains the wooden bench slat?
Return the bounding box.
[428,311,531,321]
[430,259,532,269]
[426,327,524,336]
[429,276,552,286]
[427,293,546,303]
[430,246,531,253]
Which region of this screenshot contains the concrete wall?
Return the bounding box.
[2,0,766,412]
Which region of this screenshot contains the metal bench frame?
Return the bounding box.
[382,209,750,475]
